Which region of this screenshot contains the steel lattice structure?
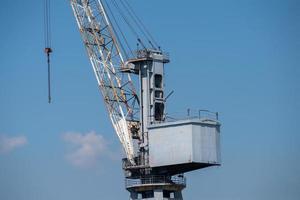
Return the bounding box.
[70,0,140,164]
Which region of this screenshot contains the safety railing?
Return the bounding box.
[125,175,186,188]
[122,156,145,169]
[133,49,170,60]
[162,109,219,123]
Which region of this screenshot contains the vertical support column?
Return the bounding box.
[138,52,167,143]
[139,61,151,166]
[135,50,169,166]
[140,62,151,141]
[125,50,171,199]
[154,189,163,199]
[174,191,183,199]
[130,192,138,200]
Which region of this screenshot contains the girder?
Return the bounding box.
[70,0,140,164]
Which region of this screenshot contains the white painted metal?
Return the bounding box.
[70,0,140,164]
[148,119,221,168]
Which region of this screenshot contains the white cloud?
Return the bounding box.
[0,135,28,154]
[63,131,109,168]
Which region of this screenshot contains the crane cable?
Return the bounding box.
[109,0,139,39]
[121,0,159,49]
[117,0,152,47]
[103,0,134,60]
[109,0,147,50]
[103,0,161,57]
[44,0,52,103]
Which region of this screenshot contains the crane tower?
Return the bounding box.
[70,0,221,199]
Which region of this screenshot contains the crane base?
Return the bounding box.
[126,175,185,200]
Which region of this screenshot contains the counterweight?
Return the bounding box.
[70,0,140,164]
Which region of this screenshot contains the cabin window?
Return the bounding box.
[154,74,162,88]
[155,90,163,99]
[155,102,164,121]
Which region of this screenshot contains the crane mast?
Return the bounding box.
[70,0,140,164]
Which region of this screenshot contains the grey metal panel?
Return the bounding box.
[153,61,164,75]
[149,123,193,167]
[148,119,221,168]
[192,124,220,164]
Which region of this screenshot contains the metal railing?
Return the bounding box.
[122,156,145,169]
[125,175,186,188]
[133,49,170,60]
[162,109,219,123]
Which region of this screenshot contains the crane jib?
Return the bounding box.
[70,0,140,165]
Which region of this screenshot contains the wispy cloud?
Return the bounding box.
[63,131,111,168]
[0,135,28,154]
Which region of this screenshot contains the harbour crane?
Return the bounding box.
[69,0,221,199]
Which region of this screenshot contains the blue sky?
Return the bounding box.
[0,0,299,199]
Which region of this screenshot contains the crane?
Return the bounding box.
[69,0,221,199]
